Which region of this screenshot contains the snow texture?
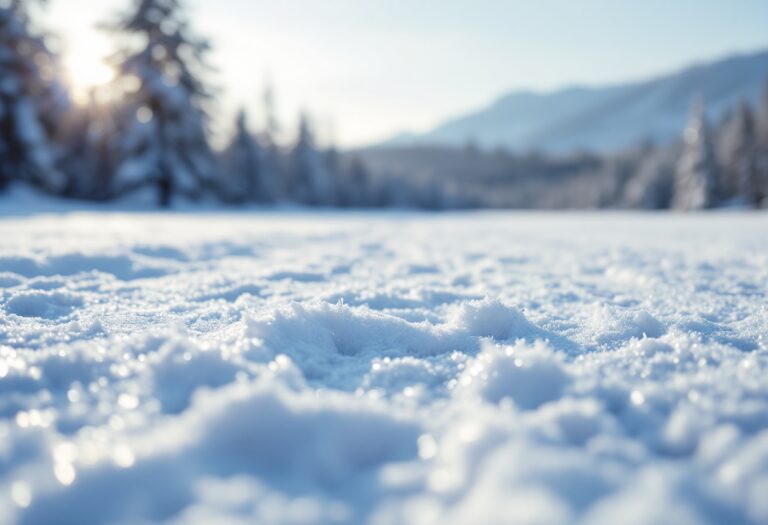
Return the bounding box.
[0,210,767,525]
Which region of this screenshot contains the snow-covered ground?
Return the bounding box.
[0,209,767,525]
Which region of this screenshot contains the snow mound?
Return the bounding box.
[246,301,467,360]
[448,298,537,340]
[18,379,420,525]
[459,341,571,409]
[5,290,83,319]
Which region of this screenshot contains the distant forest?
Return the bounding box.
[1,0,768,209]
[359,93,768,210]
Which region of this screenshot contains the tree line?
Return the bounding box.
[623,93,768,210]
[350,86,768,212]
[1,0,767,210]
[0,0,381,208]
[355,87,768,211]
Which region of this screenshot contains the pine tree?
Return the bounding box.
[257,84,282,202]
[673,98,720,210]
[336,156,371,208]
[0,0,65,193]
[262,83,280,140]
[286,114,334,205]
[756,80,768,205]
[623,145,676,209]
[108,0,215,207]
[220,110,263,203]
[57,91,117,200]
[325,145,345,207]
[718,101,759,206]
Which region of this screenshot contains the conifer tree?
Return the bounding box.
[108,0,215,207]
[336,156,371,208]
[623,146,676,209]
[0,0,65,193]
[286,114,334,205]
[257,84,282,202]
[262,83,280,141]
[718,101,759,206]
[57,91,117,200]
[756,80,768,205]
[220,110,261,203]
[673,98,720,210]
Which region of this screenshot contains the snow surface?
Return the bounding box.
[0,209,767,525]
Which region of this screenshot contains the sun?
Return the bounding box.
[64,48,116,104]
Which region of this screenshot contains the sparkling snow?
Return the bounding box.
[0,210,767,525]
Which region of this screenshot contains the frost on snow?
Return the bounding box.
[0,212,767,525]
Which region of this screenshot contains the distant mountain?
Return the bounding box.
[381,49,768,154]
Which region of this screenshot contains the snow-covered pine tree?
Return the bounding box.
[220,109,262,203]
[286,114,334,205]
[718,101,759,206]
[0,0,65,193]
[262,83,280,141]
[108,0,215,207]
[324,145,343,206]
[336,156,371,208]
[623,145,676,209]
[57,91,118,200]
[256,84,282,202]
[756,80,768,206]
[673,98,720,210]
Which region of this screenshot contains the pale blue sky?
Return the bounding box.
[43,0,768,147]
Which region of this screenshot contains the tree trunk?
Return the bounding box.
[158,169,172,208]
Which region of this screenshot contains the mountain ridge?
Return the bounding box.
[378,48,768,154]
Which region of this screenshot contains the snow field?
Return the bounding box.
[0,211,767,524]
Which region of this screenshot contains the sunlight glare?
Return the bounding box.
[65,50,116,104]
